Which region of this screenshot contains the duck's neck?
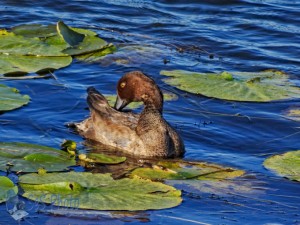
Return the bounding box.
[143,87,163,113]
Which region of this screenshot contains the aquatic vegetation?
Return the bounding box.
[0,176,18,203]
[0,142,75,172]
[79,153,126,164]
[19,172,182,210]
[264,150,300,182]
[0,84,30,111]
[0,21,114,76]
[160,70,300,102]
[104,92,178,109]
[285,108,300,122]
[129,160,245,181]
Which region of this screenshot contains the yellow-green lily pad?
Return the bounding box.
[0,176,18,203]
[160,70,300,102]
[104,92,178,109]
[19,172,182,211]
[129,160,244,181]
[0,142,75,172]
[264,150,300,182]
[0,84,30,111]
[80,153,126,164]
[285,108,300,122]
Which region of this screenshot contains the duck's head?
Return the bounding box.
[114,71,163,112]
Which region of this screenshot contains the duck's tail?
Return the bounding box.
[87,87,110,113]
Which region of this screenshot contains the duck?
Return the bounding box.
[75,71,185,158]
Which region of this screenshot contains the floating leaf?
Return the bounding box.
[0,84,30,111]
[130,160,244,181]
[57,21,85,46]
[0,142,75,172]
[0,176,18,203]
[264,150,300,182]
[0,22,114,75]
[20,172,182,210]
[105,92,178,109]
[160,70,300,102]
[83,153,126,164]
[11,24,57,38]
[285,108,300,122]
[75,45,117,62]
[0,54,72,76]
[62,36,109,56]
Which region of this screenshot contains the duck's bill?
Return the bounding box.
[114,95,128,111]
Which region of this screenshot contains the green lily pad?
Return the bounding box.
[0,142,75,172]
[104,92,178,109]
[62,35,109,56]
[75,45,117,62]
[264,150,300,182]
[82,153,127,164]
[0,84,30,111]
[129,160,245,181]
[0,54,72,75]
[0,22,114,75]
[285,108,300,122]
[0,176,18,203]
[57,21,85,46]
[19,172,182,210]
[160,70,300,102]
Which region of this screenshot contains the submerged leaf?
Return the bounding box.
[20,172,182,210]
[0,142,75,172]
[264,150,300,182]
[0,176,18,203]
[160,70,300,102]
[0,84,30,111]
[130,160,244,181]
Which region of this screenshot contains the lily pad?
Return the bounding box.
[0,22,114,75]
[160,70,300,102]
[264,150,300,182]
[57,21,85,46]
[0,84,30,111]
[19,172,182,210]
[0,176,18,203]
[0,54,72,75]
[0,142,75,172]
[129,160,245,181]
[285,108,300,122]
[105,92,178,109]
[79,153,126,164]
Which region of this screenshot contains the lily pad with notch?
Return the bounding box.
[19,172,182,210]
[160,69,300,102]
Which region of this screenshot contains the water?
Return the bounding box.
[1,0,300,224]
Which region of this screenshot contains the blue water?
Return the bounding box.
[1,1,300,224]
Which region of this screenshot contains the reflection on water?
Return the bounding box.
[1,0,300,224]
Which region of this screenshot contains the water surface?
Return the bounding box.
[1,1,300,224]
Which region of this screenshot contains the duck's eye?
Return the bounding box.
[120,82,126,88]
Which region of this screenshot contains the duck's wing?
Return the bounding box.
[87,87,139,129]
